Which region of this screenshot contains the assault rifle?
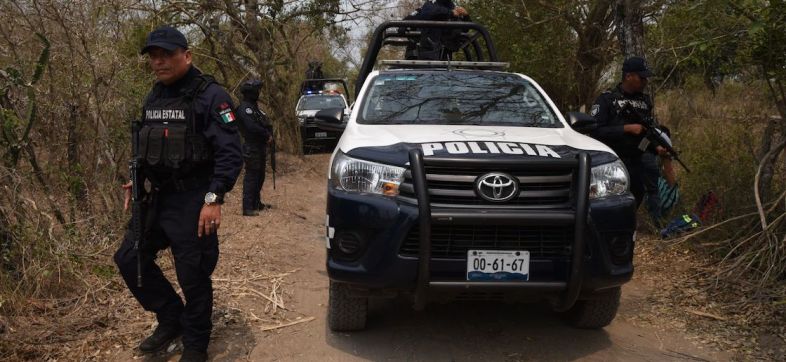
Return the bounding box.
[129,120,145,287]
[622,104,691,173]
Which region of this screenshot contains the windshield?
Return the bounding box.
[297,95,347,111]
[358,72,561,127]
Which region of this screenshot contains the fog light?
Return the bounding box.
[336,232,363,255]
[606,234,632,265]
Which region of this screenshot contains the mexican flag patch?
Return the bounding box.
[217,102,235,124]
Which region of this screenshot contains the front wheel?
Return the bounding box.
[327,281,368,331]
[564,287,621,329]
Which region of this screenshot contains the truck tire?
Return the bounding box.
[565,286,621,329]
[327,281,368,331]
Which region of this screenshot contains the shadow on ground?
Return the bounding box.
[136,307,257,362]
[327,296,611,361]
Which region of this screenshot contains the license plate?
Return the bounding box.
[315,131,328,138]
[467,250,529,281]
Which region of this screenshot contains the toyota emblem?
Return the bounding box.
[475,173,519,202]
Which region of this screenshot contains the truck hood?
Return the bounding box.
[335,124,618,167]
[297,110,319,117]
[297,108,351,118]
[342,124,610,151]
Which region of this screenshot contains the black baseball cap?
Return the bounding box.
[622,56,653,78]
[140,25,188,55]
[242,79,263,88]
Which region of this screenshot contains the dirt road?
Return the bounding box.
[113,154,728,361]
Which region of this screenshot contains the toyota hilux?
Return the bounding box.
[316,21,636,332]
[298,78,352,153]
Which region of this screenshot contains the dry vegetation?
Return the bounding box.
[658,81,786,284]
[1,0,785,360]
[638,81,786,359]
[633,235,786,360]
[0,153,322,361]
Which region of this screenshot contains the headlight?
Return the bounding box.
[590,160,629,199]
[330,152,405,196]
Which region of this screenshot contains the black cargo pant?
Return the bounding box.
[621,152,661,222]
[242,143,267,211]
[114,183,219,352]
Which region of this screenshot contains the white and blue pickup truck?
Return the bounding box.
[315,21,636,332]
[297,79,352,153]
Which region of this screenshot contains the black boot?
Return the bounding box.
[179,348,208,362]
[243,209,259,216]
[139,323,181,353]
[257,201,271,210]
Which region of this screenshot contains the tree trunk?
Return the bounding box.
[615,0,645,58]
[569,1,616,109]
[25,143,66,225]
[758,74,786,203]
[66,103,87,220]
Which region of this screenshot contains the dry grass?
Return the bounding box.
[644,81,786,359]
[656,81,781,223]
[633,234,786,360]
[0,152,321,361]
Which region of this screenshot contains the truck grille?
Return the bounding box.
[398,166,573,207]
[400,224,573,259]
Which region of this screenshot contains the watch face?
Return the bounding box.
[205,193,217,203]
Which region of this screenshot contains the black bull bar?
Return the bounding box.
[407,149,591,312]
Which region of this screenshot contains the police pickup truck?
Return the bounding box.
[297,78,352,153]
[316,21,636,331]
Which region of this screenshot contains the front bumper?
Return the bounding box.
[301,123,342,147]
[325,152,636,309]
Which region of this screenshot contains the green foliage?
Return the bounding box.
[0,33,50,167]
[30,33,49,84]
[745,1,786,105]
[466,1,582,110]
[647,0,749,89]
[649,0,786,99]
[91,264,115,280]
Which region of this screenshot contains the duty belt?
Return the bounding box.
[157,174,211,192]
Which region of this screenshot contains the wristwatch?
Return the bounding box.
[204,192,223,205]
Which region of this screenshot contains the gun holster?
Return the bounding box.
[142,191,158,239]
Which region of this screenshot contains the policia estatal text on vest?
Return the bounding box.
[115,26,242,362]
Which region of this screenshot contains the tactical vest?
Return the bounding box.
[138,75,214,175]
[607,88,653,120]
[237,102,271,147]
[607,87,653,155]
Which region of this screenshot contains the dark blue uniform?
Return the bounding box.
[590,84,660,216]
[236,99,272,213]
[409,0,455,20]
[404,0,468,60]
[114,66,242,353]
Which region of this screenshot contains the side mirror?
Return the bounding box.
[567,112,597,134]
[314,108,346,132]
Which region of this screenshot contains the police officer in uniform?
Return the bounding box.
[404,0,470,60]
[114,26,242,362]
[590,57,664,216]
[235,80,273,216]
